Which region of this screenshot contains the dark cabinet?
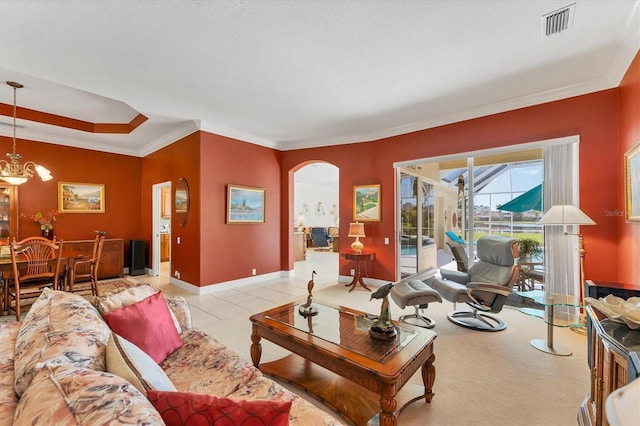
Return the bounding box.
[65,238,124,280]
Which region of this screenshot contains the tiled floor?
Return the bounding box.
[144,248,460,329]
[144,249,341,329]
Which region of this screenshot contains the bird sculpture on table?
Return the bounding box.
[299,271,318,317]
[369,282,396,339]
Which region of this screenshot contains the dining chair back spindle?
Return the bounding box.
[69,234,105,296]
[8,237,64,321]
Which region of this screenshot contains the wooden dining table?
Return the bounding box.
[0,244,91,314]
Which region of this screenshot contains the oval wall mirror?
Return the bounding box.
[175,178,190,227]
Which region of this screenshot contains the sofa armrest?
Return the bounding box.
[165,296,192,330]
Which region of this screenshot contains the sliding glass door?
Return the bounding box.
[400,172,435,277]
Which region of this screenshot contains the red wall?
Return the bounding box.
[0,137,142,263]
[281,88,623,284]
[141,133,201,285]
[198,132,282,286]
[618,51,640,284]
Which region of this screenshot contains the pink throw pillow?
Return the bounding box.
[147,390,291,426]
[103,292,182,363]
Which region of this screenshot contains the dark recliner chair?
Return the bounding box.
[310,227,333,248]
[429,236,520,331]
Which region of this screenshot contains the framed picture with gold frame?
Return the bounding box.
[353,184,381,222]
[227,184,265,223]
[625,141,640,222]
[58,182,105,213]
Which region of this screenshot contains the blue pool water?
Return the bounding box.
[401,246,417,256]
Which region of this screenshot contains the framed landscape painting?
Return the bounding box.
[353,184,381,222]
[625,142,640,222]
[58,182,105,213]
[227,185,265,223]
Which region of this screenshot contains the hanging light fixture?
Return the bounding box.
[1,81,52,185]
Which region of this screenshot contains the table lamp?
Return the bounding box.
[296,214,305,230]
[348,222,365,253]
[537,204,596,332]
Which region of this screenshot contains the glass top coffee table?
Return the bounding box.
[250,299,437,426]
[516,290,583,356]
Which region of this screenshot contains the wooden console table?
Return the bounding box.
[578,280,640,426]
[341,250,375,292]
[578,305,640,426]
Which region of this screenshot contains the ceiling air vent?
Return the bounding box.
[542,3,575,38]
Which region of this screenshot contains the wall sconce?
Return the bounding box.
[348,222,365,253]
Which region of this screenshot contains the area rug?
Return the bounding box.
[96,277,146,296]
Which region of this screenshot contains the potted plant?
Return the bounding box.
[30,209,59,240]
[518,237,542,260]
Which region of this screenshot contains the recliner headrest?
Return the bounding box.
[476,236,519,267]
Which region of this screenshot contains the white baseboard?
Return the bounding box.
[169,270,296,295]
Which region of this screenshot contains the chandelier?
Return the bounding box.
[1,81,52,185]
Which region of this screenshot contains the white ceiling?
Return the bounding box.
[0,0,638,157]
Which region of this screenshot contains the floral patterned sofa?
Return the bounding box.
[0,283,343,425]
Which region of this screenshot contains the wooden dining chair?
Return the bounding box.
[69,234,105,296]
[8,236,64,321]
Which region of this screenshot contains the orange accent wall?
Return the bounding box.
[618,50,640,284]
[198,131,282,285]
[141,131,283,287]
[0,136,142,265]
[141,132,201,285]
[281,88,624,284]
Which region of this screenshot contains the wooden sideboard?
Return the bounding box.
[578,281,640,426]
[64,238,124,280]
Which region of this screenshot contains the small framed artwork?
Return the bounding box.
[625,142,640,222]
[58,182,105,213]
[353,184,381,222]
[227,185,265,223]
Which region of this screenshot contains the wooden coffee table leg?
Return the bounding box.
[379,393,398,426]
[250,329,262,367]
[422,353,436,403]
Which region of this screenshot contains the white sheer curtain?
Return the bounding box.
[543,142,580,319]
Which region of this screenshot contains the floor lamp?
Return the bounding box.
[537,204,596,334]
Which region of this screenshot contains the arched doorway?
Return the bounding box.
[293,162,339,283]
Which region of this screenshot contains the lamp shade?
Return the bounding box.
[296,214,305,225]
[348,222,365,238]
[537,205,596,226]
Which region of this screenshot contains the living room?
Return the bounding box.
[0,2,636,292]
[0,1,639,424]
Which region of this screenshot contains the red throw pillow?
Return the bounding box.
[147,390,291,426]
[103,292,182,363]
